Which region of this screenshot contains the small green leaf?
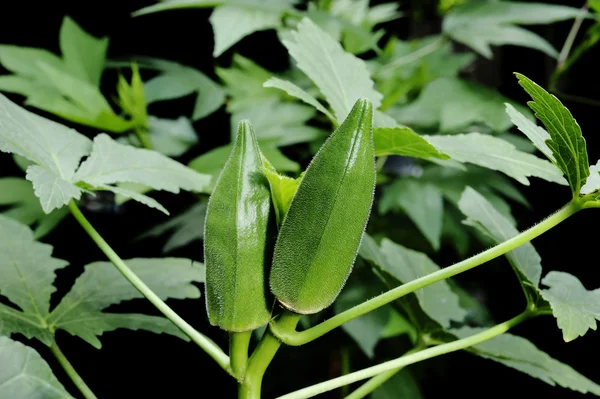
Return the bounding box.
[443,2,585,58]
[515,73,589,196]
[48,258,203,348]
[540,271,600,342]
[373,369,423,399]
[451,327,600,395]
[425,132,567,186]
[380,310,418,342]
[0,93,92,212]
[458,187,542,303]
[0,216,68,345]
[73,133,212,211]
[505,103,554,162]
[270,99,376,314]
[116,64,148,129]
[360,235,467,329]
[282,17,383,123]
[379,178,444,251]
[262,168,302,226]
[373,127,449,159]
[59,16,108,86]
[0,337,73,399]
[263,77,335,122]
[391,77,531,133]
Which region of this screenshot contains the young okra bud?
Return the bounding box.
[269,98,376,314]
[204,120,273,331]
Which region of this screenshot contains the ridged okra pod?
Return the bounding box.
[204,120,273,331]
[269,98,376,314]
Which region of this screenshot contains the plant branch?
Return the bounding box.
[134,126,154,150]
[230,331,252,380]
[50,339,97,399]
[67,200,230,372]
[271,200,580,346]
[276,311,533,399]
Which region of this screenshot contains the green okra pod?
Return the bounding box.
[269,98,376,314]
[204,120,273,331]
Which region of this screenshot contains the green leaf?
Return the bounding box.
[73,134,212,212]
[360,235,467,329]
[458,187,542,303]
[59,16,108,86]
[146,116,198,157]
[140,57,226,120]
[0,93,92,212]
[540,271,600,342]
[0,46,65,82]
[0,336,73,399]
[379,178,444,251]
[425,133,567,186]
[48,258,204,348]
[0,216,68,345]
[452,327,600,395]
[374,127,449,159]
[263,77,335,122]
[380,310,418,342]
[282,17,382,123]
[334,272,389,358]
[505,103,554,162]
[132,0,296,17]
[262,168,302,226]
[231,98,325,146]
[443,2,584,58]
[515,73,589,196]
[136,202,207,253]
[581,160,600,195]
[373,369,423,399]
[116,64,148,129]
[210,2,294,57]
[391,77,531,133]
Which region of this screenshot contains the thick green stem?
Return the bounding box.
[271,200,580,346]
[239,311,302,398]
[50,340,97,399]
[277,311,533,399]
[67,200,230,371]
[230,331,252,380]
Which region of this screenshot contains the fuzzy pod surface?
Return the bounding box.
[269,98,376,314]
[204,120,273,331]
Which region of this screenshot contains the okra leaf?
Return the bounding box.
[136,202,207,253]
[451,327,600,395]
[581,161,600,195]
[334,271,389,358]
[59,16,108,86]
[425,133,567,186]
[73,133,212,212]
[262,168,302,226]
[505,103,554,162]
[0,45,65,82]
[373,127,449,160]
[515,73,589,196]
[458,187,542,304]
[379,178,444,251]
[540,271,600,342]
[263,77,336,123]
[0,337,73,399]
[132,0,296,17]
[210,2,296,57]
[0,93,91,212]
[138,57,226,120]
[47,258,204,348]
[391,77,531,133]
[147,116,198,157]
[443,2,584,58]
[0,216,68,345]
[282,17,383,123]
[359,235,467,330]
[372,369,423,399]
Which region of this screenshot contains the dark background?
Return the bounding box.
[0,0,598,398]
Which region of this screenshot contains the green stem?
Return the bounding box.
[271,200,580,346]
[240,311,302,398]
[50,340,97,399]
[276,311,533,399]
[67,200,230,372]
[376,37,447,78]
[340,347,351,398]
[345,346,423,399]
[230,331,252,380]
[134,126,153,150]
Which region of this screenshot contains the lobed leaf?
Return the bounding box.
[263,77,335,122]
[505,103,554,162]
[373,127,449,160]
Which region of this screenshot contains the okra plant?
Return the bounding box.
[1,1,600,398]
